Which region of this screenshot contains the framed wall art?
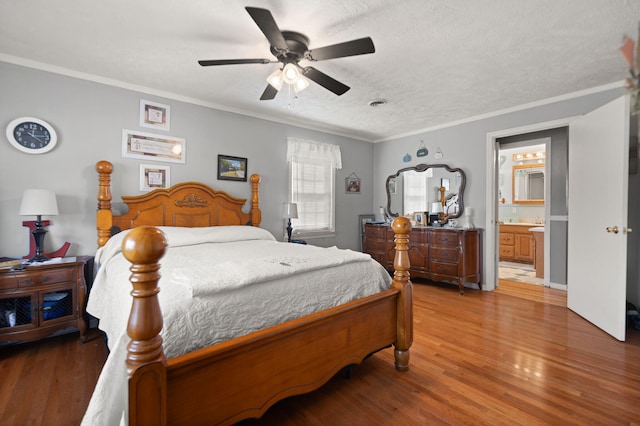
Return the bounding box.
[139,163,170,191]
[345,172,361,194]
[140,99,170,131]
[122,129,186,164]
[217,155,247,181]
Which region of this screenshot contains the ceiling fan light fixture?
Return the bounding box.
[293,75,310,93]
[282,63,300,84]
[266,69,284,90]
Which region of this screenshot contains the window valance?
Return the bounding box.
[286,138,342,169]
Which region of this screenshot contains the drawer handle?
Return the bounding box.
[39,276,51,283]
[20,278,34,285]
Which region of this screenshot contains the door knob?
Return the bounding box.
[625,227,633,234]
[606,226,619,234]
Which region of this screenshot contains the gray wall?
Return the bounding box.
[372,90,624,223]
[0,62,374,257]
[374,87,640,306]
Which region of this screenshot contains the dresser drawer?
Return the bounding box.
[429,231,458,248]
[365,225,388,238]
[500,233,515,245]
[430,247,459,262]
[0,275,18,291]
[430,261,459,277]
[17,268,75,288]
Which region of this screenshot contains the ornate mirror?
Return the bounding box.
[385,163,466,221]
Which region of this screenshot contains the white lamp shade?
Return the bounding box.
[19,189,59,216]
[431,202,443,214]
[282,202,298,219]
[266,69,284,91]
[282,63,300,84]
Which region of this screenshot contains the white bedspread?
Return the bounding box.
[83,226,391,425]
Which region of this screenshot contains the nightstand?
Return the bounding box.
[0,256,92,344]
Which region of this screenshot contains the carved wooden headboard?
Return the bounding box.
[96,160,262,247]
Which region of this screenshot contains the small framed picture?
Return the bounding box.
[217,155,247,181]
[414,212,423,224]
[441,177,450,191]
[346,175,361,194]
[419,211,429,226]
[140,99,170,131]
[139,163,170,191]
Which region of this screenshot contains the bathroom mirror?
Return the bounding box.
[385,163,466,221]
[512,163,544,204]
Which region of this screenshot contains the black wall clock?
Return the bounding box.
[6,117,58,154]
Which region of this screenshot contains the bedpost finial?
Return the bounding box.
[96,160,113,174]
[250,173,261,184]
[122,226,168,265]
[391,216,411,235]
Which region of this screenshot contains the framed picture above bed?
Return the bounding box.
[139,99,170,131]
[122,129,186,164]
[139,163,170,191]
[217,155,248,182]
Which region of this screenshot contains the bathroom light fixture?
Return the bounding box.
[19,189,59,262]
[267,64,310,94]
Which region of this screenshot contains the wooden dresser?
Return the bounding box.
[498,224,534,264]
[363,224,481,294]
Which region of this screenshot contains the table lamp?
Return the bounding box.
[282,202,298,242]
[19,189,59,262]
[431,202,443,223]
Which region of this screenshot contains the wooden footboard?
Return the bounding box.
[122,217,412,425]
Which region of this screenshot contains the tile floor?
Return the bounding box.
[498,261,544,286]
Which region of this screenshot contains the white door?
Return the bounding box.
[567,96,630,341]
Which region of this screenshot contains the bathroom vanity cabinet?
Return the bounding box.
[499,224,534,264]
[363,223,481,294]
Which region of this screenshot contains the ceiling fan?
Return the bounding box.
[198,7,375,100]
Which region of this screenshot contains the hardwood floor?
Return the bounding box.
[0,328,107,426]
[1,280,639,425]
[495,278,567,307]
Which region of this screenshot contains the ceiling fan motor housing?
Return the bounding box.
[270,31,310,65]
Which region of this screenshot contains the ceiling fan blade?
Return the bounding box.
[302,67,350,95]
[307,37,375,61]
[198,59,272,66]
[260,84,279,100]
[245,7,288,51]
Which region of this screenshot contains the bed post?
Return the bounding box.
[122,226,168,426]
[96,160,113,247]
[391,216,413,371]
[250,173,262,227]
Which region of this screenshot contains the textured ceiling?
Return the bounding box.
[1,0,639,142]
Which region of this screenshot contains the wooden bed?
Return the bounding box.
[94,160,413,425]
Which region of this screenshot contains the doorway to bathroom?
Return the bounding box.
[497,141,547,287]
[494,126,569,293]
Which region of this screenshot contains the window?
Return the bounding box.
[287,138,342,238]
[403,169,432,214]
